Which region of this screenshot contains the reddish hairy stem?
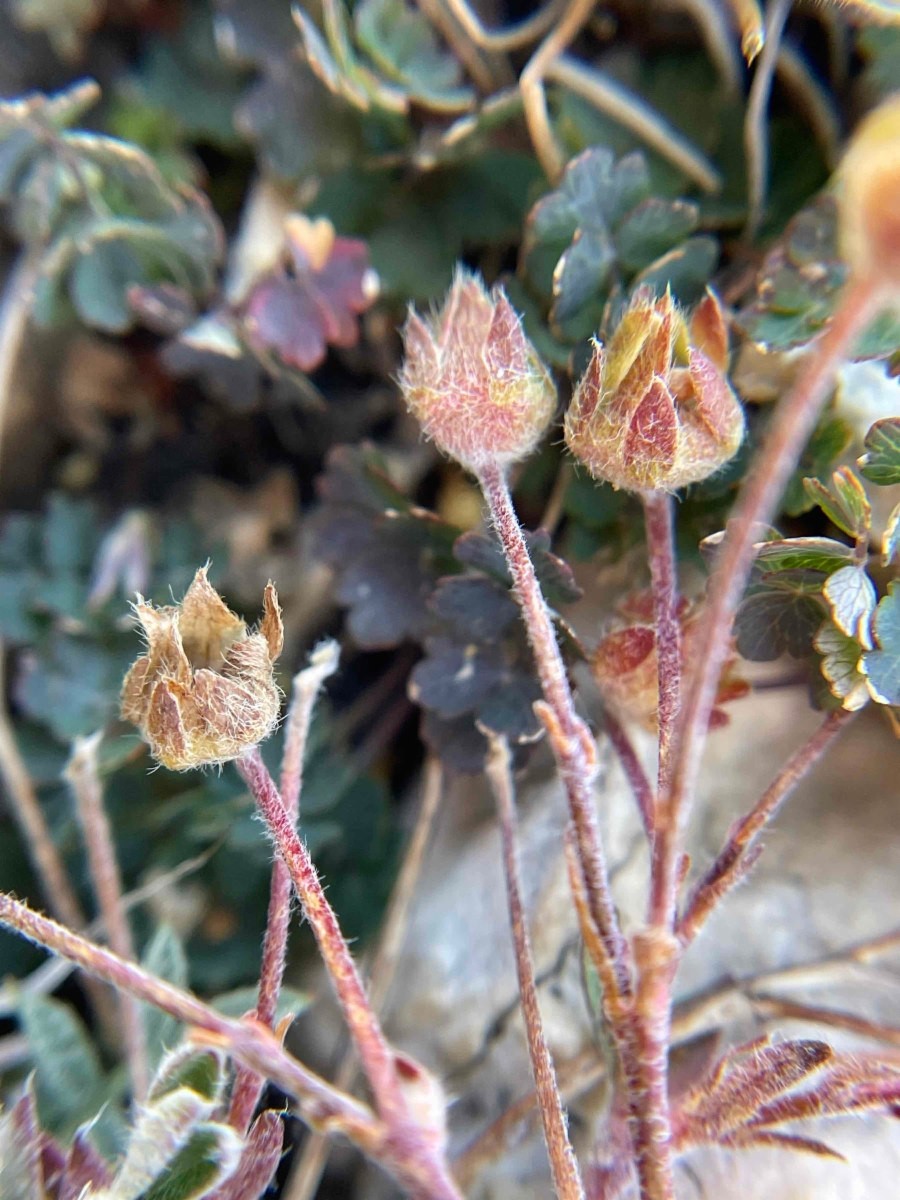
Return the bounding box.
[0,890,379,1146]
[640,491,681,808]
[230,644,339,1134]
[659,273,885,932]
[237,747,407,1125]
[477,461,631,1001]
[239,748,463,1200]
[604,710,655,840]
[66,734,148,1102]
[286,757,445,1200]
[564,834,676,1200]
[486,736,585,1200]
[678,708,856,946]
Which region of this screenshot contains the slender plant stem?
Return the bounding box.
[65,733,149,1102]
[603,710,655,840]
[0,890,379,1147]
[660,273,885,934]
[0,648,83,931]
[632,491,682,1200]
[743,0,792,240]
[442,0,565,51]
[476,461,631,1001]
[546,56,721,194]
[678,708,857,945]
[485,735,585,1200]
[476,464,681,1199]
[520,0,602,182]
[230,643,339,1134]
[453,1048,605,1192]
[286,756,445,1200]
[238,747,463,1200]
[237,746,407,1125]
[0,245,42,481]
[641,492,681,808]
[563,833,675,1200]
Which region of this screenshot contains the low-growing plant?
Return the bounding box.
[2,3,900,1200]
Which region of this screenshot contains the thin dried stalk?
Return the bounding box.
[453,1048,606,1191]
[286,756,445,1200]
[0,246,42,479]
[485,735,584,1200]
[545,57,721,193]
[65,732,149,1102]
[660,273,886,934]
[0,644,83,931]
[744,0,792,239]
[520,0,602,182]
[230,642,339,1134]
[412,0,507,91]
[678,709,856,945]
[443,0,566,51]
[776,42,841,171]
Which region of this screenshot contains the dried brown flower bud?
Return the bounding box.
[840,95,900,286]
[592,591,748,730]
[121,567,283,770]
[399,269,556,473]
[564,288,744,492]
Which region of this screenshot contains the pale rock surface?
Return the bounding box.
[379,687,900,1198]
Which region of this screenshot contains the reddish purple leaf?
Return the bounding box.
[57,1125,113,1200]
[242,215,377,373]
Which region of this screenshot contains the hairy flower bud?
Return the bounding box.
[564,289,744,492]
[121,567,283,770]
[840,95,900,286]
[399,269,556,473]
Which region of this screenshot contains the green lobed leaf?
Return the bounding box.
[822,565,877,647]
[753,537,856,575]
[859,418,900,486]
[16,993,106,1135]
[883,501,900,568]
[735,584,828,662]
[139,1125,244,1200]
[802,469,871,540]
[814,620,870,712]
[861,582,900,707]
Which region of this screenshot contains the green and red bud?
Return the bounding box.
[399,270,557,474]
[564,288,744,493]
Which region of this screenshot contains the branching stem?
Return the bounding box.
[229,643,339,1134]
[678,708,857,946]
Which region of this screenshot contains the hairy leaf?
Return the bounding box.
[142,925,189,1072]
[802,468,871,541]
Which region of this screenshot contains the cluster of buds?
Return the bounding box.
[593,591,748,731]
[564,288,744,493]
[399,269,557,474]
[121,567,283,770]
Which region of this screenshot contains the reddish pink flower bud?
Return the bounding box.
[399,269,556,473]
[564,289,744,492]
